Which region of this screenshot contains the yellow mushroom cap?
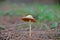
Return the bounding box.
[21,15,36,22]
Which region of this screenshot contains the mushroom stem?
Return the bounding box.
[29,20,32,39]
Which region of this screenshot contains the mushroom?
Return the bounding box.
[21,15,36,39]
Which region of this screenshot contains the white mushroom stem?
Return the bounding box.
[29,20,32,38]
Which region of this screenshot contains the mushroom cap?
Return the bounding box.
[21,15,36,22]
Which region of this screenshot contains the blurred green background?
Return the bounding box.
[0,0,60,30]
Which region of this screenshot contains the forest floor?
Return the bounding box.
[0,16,59,40]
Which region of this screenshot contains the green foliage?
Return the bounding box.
[50,22,58,29]
[37,6,56,21]
[34,4,59,29]
[14,8,28,16]
[0,25,5,30]
[0,11,4,16]
[5,10,15,16]
[45,10,56,21]
[0,4,60,30]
